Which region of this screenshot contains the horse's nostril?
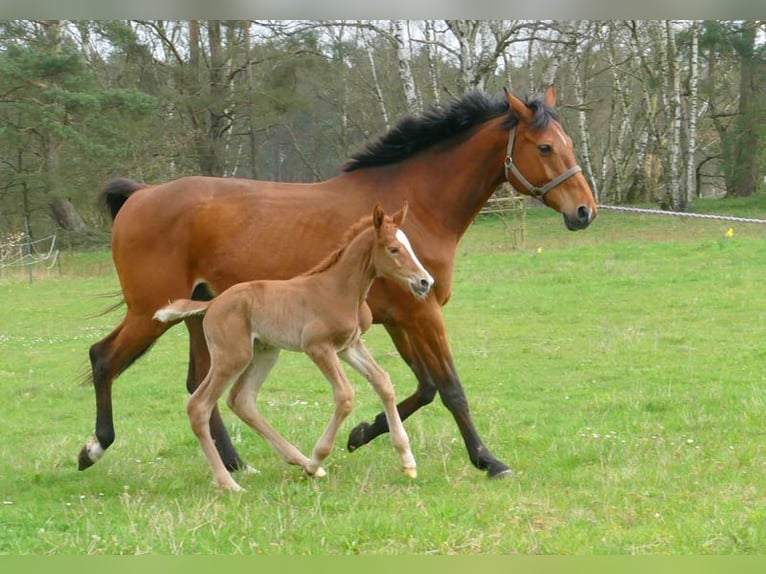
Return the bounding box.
[577,205,590,223]
[420,278,431,289]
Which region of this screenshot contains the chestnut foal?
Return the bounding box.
[154,203,433,491]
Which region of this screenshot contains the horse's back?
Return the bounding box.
[108,175,371,307]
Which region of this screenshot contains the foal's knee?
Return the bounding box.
[372,374,396,404]
[186,398,211,436]
[336,389,355,417]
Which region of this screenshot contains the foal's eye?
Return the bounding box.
[388,246,400,255]
[538,144,553,154]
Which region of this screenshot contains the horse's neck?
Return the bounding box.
[382,117,509,239]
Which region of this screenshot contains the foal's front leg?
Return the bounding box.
[305,345,355,476]
[340,341,417,478]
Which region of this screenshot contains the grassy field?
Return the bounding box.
[1,199,765,554]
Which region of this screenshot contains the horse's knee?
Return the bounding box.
[88,341,110,385]
[437,380,468,412]
[418,380,438,405]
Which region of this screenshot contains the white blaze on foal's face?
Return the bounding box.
[394,228,434,298]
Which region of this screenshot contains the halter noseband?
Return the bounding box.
[503,125,582,201]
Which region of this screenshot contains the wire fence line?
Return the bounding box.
[0,233,60,283]
[597,204,766,225]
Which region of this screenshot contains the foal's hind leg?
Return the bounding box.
[341,341,416,478]
[227,346,316,474]
[185,315,247,472]
[186,341,257,492]
[79,312,168,470]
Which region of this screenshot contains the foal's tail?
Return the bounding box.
[153,299,209,323]
[99,177,150,220]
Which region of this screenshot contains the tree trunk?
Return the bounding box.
[424,20,441,103]
[393,20,420,113]
[567,21,599,202]
[685,21,700,204]
[51,198,86,231]
[664,21,684,210]
[729,21,762,197]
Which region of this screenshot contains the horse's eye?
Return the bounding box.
[388,246,400,255]
[538,144,553,154]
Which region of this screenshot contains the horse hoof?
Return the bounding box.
[240,465,260,475]
[313,467,327,478]
[77,448,95,470]
[347,422,371,452]
[402,467,418,479]
[77,436,105,470]
[488,467,514,480]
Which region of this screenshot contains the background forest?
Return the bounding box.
[0,20,765,247]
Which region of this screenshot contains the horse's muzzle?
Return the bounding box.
[410,277,434,299]
[563,205,596,231]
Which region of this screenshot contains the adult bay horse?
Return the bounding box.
[154,203,432,491]
[79,85,596,479]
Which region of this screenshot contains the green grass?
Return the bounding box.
[1,199,766,554]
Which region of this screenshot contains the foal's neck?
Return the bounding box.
[320,228,377,306]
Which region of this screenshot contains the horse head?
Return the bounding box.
[504,85,597,231]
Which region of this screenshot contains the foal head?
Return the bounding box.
[371,202,434,299]
[504,85,597,231]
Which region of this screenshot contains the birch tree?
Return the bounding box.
[392,20,420,113]
[664,20,683,209]
[685,21,700,204]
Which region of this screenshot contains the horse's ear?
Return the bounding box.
[373,202,385,230]
[544,84,557,107]
[504,86,532,123]
[392,201,408,226]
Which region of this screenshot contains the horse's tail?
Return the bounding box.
[99,178,150,221]
[154,299,209,323]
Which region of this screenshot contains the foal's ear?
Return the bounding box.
[373,202,385,230]
[392,201,408,226]
[504,86,532,123]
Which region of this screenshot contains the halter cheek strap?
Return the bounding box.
[504,126,582,201]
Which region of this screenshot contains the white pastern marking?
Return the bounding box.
[85,435,105,463]
[395,229,434,285]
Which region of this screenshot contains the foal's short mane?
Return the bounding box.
[301,214,376,277]
[342,90,560,172]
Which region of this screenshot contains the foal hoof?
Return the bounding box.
[305,466,327,478]
[402,467,418,479]
[347,422,371,452]
[216,482,245,493]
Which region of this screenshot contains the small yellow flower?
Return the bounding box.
[724,228,734,238]
[536,247,544,254]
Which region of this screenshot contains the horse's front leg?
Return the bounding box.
[347,303,512,479]
[185,316,248,472]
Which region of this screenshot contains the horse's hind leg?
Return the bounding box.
[78,312,167,470]
[185,315,247,472]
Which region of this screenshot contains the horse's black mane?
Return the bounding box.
[342,90,560,172]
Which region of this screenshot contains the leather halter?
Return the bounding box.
[504,125,582,202]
